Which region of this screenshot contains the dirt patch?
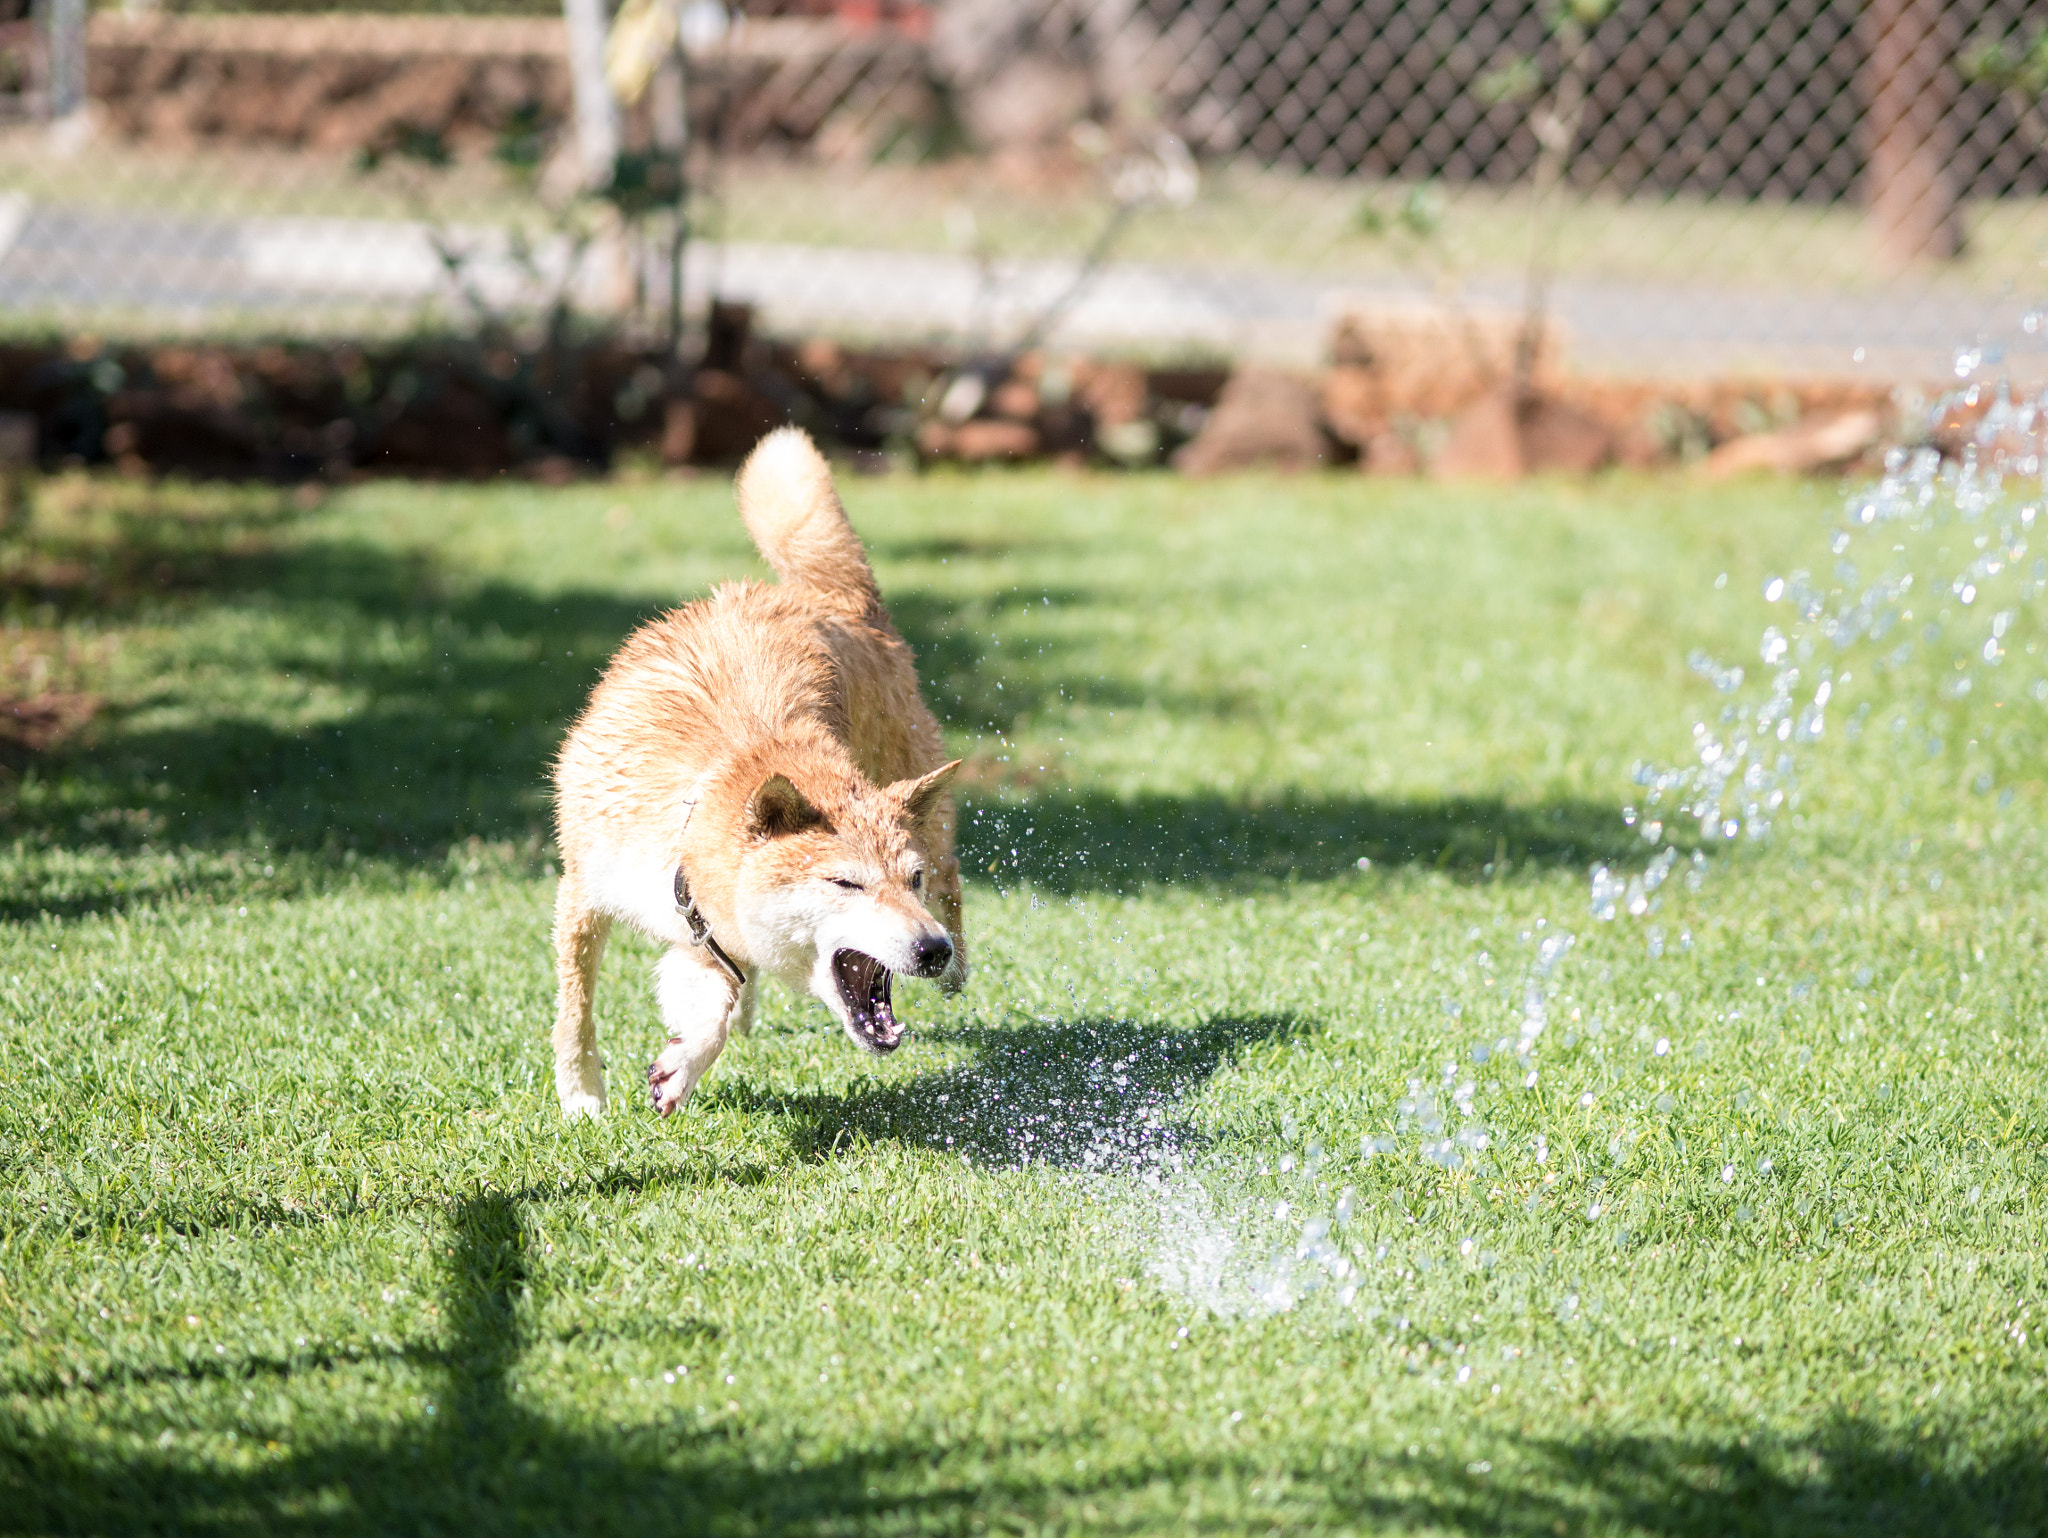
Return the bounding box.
[953,751,1060,792]
[0,689,99,763]
[0,627,105,765]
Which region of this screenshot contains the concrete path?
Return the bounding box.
[0,195,2037,380]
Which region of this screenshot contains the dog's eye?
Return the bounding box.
[829,877,864,891]
[908,869,925,891]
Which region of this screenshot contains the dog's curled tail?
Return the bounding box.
[735,427,880,616]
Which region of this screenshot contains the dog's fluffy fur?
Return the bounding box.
[550,428,964,1118]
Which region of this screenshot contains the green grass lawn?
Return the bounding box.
[2,463,2046,1535]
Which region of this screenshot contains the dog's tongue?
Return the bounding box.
[863,973,899,1046]
[834,949,902,1050]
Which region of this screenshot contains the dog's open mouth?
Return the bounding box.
[832,948,902,1052]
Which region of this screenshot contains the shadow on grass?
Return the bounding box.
[712,1013,1302,1168]
[0,1189,927,1537]
[887,585,1172,736]
[960,789,1644,894]
[3,486,1651,923]
[39,1153,768,1245]
[0,518,666,920]
[1333,1429,2048,1536]
[1,1178,2040,1536]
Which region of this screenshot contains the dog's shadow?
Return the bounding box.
[709,1013,1301,1169]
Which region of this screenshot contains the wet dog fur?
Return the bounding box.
[550,428,965,1118]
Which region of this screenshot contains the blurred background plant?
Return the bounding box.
[1961,20,2048,160]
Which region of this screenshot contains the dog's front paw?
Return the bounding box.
[647,1039,698,1116]
[556,1057,607,1120]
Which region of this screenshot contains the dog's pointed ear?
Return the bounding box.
[891,759,962,821]
[747,774,824,839]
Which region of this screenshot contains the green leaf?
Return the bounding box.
[1476,56,1543,108]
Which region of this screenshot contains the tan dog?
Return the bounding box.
[550,428,965,1118]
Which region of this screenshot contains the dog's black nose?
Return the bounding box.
[909,933,954,977]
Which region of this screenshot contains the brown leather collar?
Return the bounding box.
[672,790,745,989]
[674,863,746,988]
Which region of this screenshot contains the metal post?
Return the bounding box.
[1860,0,1964,264]
[46,0,86,121]
[651,32,689,350]
[561,0,620,189]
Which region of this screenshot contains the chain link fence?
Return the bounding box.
[2,0,2047,380]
